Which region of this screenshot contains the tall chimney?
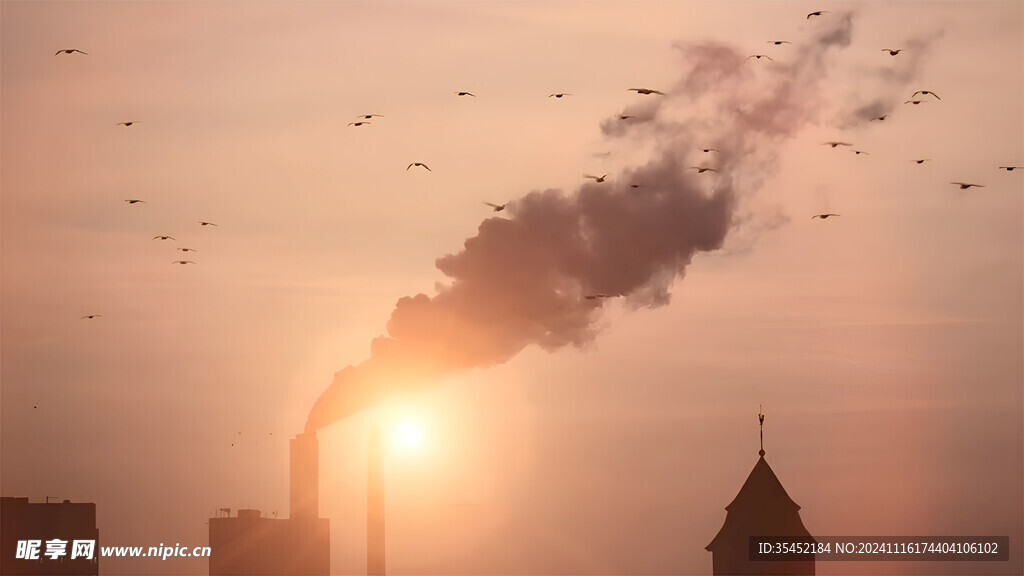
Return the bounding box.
[367,425,385,575]
[290,432,319,521]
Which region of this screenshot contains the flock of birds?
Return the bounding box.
[56,46,224,318]
[54,9,1021,319]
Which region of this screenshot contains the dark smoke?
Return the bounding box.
[840,31,945,128]
[305,13,856,432]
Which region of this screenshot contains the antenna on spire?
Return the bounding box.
[758,404,765,457]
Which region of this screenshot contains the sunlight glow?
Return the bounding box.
[392,418,424,453]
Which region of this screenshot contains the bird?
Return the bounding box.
[172,260,196,265]
[812,214,840,219]
[823,141,852,148]
[124,199,147,204]
[177,247,198,252]
[998,166,1023,171]
[549,93,573,98]
[852,150,869,155]
[348,121,371,127]
[767,40,791,45]
[55,49,88,55]
[911,159,931,164]
[628,88,665,95]
[199,221,218,226]
[583,174,608,183]
[455,91,476,97]
[355,114,383,119]
[407,162,431,171]
[584,294,612,300]
[904,99,927,105]
[870,114,889,121]
[692,166,718,173]
[81,315,102,319]
[153,235,175,240]
[951,182,984,189]
[618,115,636,120]
[882,48,902,55]
[116,121,138,127]
[701,148,719,153]
[746,54,774,61]
[630,184,643,188]
[807,10,830,19]
[484,202,506,212]
[912,90,941,100]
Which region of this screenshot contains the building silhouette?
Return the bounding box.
[208,432,329,575]
[706,410,815,575]
[367,424,385,576]
[0,497,99,576]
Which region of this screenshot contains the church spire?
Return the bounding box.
[758,404,765,457]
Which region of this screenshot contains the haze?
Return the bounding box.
[2,1,1021,575]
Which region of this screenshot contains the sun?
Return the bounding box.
[391,418,424,453]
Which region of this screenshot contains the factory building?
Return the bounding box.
[208,432,329,575]
[0,497,100,576]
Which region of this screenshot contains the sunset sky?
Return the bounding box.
[2,1,1022,575]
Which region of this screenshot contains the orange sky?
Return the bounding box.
[2,1,1022,575]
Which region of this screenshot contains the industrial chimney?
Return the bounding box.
[290,432,319,521]
[367,425,386,576]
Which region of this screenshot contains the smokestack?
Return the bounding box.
[290,432,319,521]
[367,425,385,576]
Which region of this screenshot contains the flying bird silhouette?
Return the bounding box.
[701,148,719,153]
[767,40,791,45]
[806,10,830,19]
[548,93,573,98]
[823,141,852,148]
[124,199,147,204]
[116,121,138,127]
[177,247,198,252]
[951,182,984,189]
[852,150,870,155]
[348,121,371,127]
[583,174,608,183]
[153,235,175,240]
[172,260,196,265]
[455,91,476,97]
[407,163,431,171]
[584,294,613,300]
[870,114,889,121]
[746,54,774,61]
[882,48,902,55]
[56,49,88,55]
[912,90,941,100]
[628,88,665,95]
[691,166,718,173]
[81,315,102,319]
[356,114,383,119]
[630,184,643,188]
[998,166,1023,171]
[904,99,927,105]
[618,115,636,120]
[199,221,218,226]
[812,214,840,219]
[911,159,931,164]
[484,202,506,212]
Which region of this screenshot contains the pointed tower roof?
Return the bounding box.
[724,454,801,514]
[706,409,814,552]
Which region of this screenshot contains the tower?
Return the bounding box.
[705,408,815,575]
[367,424,386,576]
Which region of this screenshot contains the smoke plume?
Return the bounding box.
[305,13,855,432]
